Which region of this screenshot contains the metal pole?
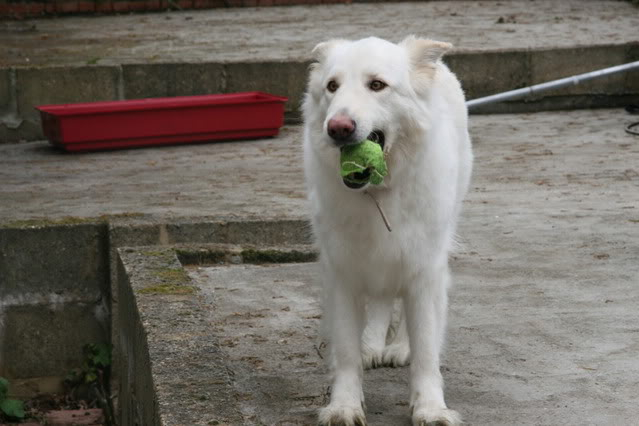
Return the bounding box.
[466,60,639,110]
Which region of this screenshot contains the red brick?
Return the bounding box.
[0,3,44,19]
[126,1,148,11]
[95,0,114,12]
[197,0,226,8]
[177,0,194,8]
[55,0,79,13]
[112,1,130,12]
[145,0,161,10]
[45,409,104,426]
[77,1,96,12]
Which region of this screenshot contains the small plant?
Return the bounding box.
[65,343,114,425]
[0,377,25,421]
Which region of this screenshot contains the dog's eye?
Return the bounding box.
[369,80,387,92]
[327,80,339,93]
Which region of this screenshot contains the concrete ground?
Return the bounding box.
[0,125,308,222]
[2,0,638,67]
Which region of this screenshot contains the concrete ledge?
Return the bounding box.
[0,215,312,400]
[121,63,225,100]
[3,44,638,141]
[116,244,317,425]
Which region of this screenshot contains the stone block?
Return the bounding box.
[0,120,41,143]
[0,223,109,299]
[224,61,310,114]
[0,303,107,379]
[122,62,225,100]
[446,51,530,99]
[15,66,120,138]
[625,42,639,93]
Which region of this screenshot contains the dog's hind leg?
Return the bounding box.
[319,272,367,426]
[361,296,393,369]
[381,306,411,367]
[404,263,461,426]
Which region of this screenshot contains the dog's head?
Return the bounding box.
[303,36,452,188]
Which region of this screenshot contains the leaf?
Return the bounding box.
[85,371,97,384]
[0,377,8,399]
[92,343,111,367]
[0,398,25,419]
[84,343,111,368]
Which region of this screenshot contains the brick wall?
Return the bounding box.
[0,0,352,18]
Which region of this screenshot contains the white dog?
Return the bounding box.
[302,36,473,426]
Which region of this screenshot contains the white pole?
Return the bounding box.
[466,60,639,109]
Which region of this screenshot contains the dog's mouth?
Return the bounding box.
[368,129,385,151]
[342,130,385,189]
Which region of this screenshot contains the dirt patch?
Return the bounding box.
[1,393,104,425]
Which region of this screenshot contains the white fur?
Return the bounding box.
[303,36,472,426]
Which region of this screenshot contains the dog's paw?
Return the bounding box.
[412,407,461,426]
[318,403,367,426]
[361,345,384,369]
[381,343,411,367]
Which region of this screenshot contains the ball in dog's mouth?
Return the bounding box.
[341,130,387,189]
[343,169,371,189]
[367,129,385,151]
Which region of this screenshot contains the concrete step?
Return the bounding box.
[2,0,638,142]
[1,108,637,225]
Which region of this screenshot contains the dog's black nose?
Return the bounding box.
[327,114,356,143]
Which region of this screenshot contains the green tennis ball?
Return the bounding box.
[340,139,388,185]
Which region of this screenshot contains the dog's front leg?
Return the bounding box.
[319,280,367,426]
[404,264,461,426]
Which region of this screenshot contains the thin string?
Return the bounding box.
[364,190,392,232]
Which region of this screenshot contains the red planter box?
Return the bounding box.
[36,92,288,152]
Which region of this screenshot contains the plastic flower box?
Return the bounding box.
[36,92,288,152]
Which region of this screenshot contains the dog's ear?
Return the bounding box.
[401,36,452,66]
[311,39,345,64]
[401,36,452,92]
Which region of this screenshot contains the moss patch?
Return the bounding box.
[0,216,98,228]
[140,249,176,262]
[240,249,317,264]
[137,266,197,295]
[154,267,190,283]
[0,212,144,229]
[138,283,197,295]
[176,248,229,265]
